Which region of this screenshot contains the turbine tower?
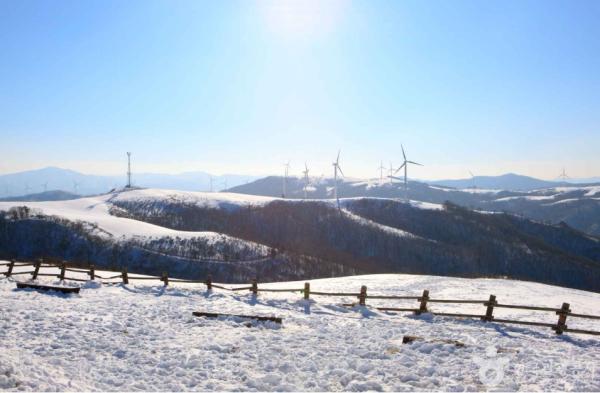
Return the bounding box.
[73,181,80,194]
[282,161,291,198]
[126,152,132,188]
[388,162,394,185]
[332,150,344,207]
[390,145,423,202]
[377,161,386,185]
[42,182,48,192]
[302,162,310,199]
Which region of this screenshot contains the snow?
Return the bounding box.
[0,190,272,248]
[1,267,599,391]
[340,209,421,239]
[110,188,275,208]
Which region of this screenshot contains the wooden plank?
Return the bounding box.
[63,277,89,282]
[491,318,557,328]
[366,295,421,300]
[16,282,80,294]
[36,273,60,277]
[376,307,420,312]
[309,291,361,297]
[192,312,282,324]
[304,282,310,300]
[231,286,253,291]
[494,303,560,312]
[432,312,485,319]
[258,288,304,293]
[428,299,487,304]
[567,312,600,321]
[64,267,90,273]
[402,335,465,347]
[562,328,600,336]
[210,284,231,290]
[10,271,35,275]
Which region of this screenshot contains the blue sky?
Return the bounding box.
[1,0,599,180]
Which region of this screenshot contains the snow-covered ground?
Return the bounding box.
[1,266,599,391]
[0,189,275,244]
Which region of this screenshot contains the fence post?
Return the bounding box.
[6,260,15,277]
[122,267,129,285]
[32,259,41,280]
[162,272,169,286]
[59,263,66,281]
[89,265,95,280]
[205,274,212,291]
[483,295,496,322]
[359,285,367,306]
[251,279,258,295]
[555,302,570,335]
[304,282,310,300]
[417,289,429,315]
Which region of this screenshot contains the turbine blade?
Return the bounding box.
[336,150,341,164]
[407,161,423,166]
[337,165,345,178]
[394,163,406,174]
[401,144,406,161]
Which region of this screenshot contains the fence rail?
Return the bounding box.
[2,259,600,338]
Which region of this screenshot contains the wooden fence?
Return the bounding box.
[2,259,600,337]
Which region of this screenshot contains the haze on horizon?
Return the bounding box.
[1,0,599,181]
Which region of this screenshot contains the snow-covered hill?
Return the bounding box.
[1,271,599,391]
[2,187,600,290]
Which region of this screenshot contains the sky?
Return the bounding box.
[0,0,599,180]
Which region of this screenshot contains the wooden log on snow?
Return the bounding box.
[192,312,282,324]
[402,335,465,347]
[16,282,80,294]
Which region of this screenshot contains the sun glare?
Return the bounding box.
[261,0,346,41]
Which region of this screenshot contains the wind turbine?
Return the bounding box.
[388,162,394,185]
[332,150,344,207]
[390,145,423,202]
[469,171,477,189]
[377,161,386,185]
[41,182,48,192]
[282,161,291,198]
[73,181,81,194]
[302,162,310,199]
[24,183,31,195]
[209,176,214,192]
[557,168,569,181]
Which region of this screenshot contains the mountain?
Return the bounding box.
[0,190,81,202]
[430,173,567,191]
[1,188,600,291]
[227,176,600,236]
[0,167,260,197]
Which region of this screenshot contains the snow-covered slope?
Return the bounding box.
[1,270,599,391]
[0,189,273,241]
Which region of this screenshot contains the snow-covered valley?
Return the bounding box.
[1,269,599,391]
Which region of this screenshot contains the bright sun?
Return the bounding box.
[260,0,346,41]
